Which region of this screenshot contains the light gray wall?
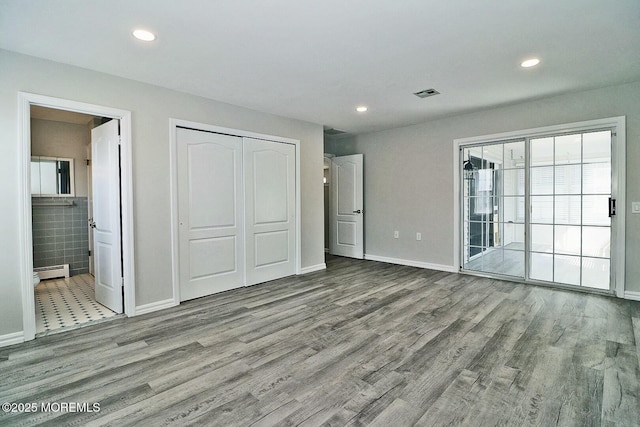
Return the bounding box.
[326,81,640,292]
[0,49,325,337]
[31,118,90,197]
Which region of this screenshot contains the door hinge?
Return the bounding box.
[86,159,91,166]
[88,250,92,257]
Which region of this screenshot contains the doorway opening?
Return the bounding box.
[30,106,120,334]
[19,93,135,342]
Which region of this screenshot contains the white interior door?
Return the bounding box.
[86,143,94,276]
[177,128,244,301]
[91,120,123,313]
[330,154,364,259]
[244,138,296,286]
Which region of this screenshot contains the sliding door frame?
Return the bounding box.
[453,117,626,297]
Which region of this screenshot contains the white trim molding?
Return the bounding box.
[624,291,640,302]
[365,254,457,273]
[0,332,25,348]
[135,299,178,316]
[299,263,327,275]
[18,92,136,341]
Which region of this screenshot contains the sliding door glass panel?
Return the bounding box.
[462,141,524,278]
[531,167,554,194]
[583,163,611,193]
[582,227,610,258]
[502,197,524,222]
[530,253,553,281]
[582,195,610,226]
[582,258,610,290]
[531,196,553,223]
[555,165,581,194]
[583,131,611,162]
[554,225,581,255]
[554,255,581,286]
[554,195,581,224]
[531,224,553,253]
[503,250,525,277]
[530,137,553,166]
[555,134,581,164]
[529,130,612,290]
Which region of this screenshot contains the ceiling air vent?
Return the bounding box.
[413,88,440,98]
[324,128,347,136]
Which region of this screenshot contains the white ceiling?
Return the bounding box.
[2,0,639,135]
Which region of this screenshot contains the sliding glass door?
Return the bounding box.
[462,140,525,278]
[461,128,615,292]
[528,130,612,289]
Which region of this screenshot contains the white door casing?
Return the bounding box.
[177,128,244,301]
[244,138,296,286]
[91,120,123,314]
[330,154,364,259]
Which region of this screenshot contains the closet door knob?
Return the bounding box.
[353,209,362,214]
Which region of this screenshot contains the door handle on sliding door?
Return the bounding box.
[608,197,616,217]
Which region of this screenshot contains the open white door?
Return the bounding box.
[177,128,244,300]
[244,138,296,286]
[330,154,364,259]
[86,143,94,276]
[91,120,123,313]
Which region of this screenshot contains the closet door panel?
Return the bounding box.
[244,138,296,285]
[177,128,244,301]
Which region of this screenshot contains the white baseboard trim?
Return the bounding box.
[299,263,327,275]
[135,299,178,316]
[0,331,25,348]
[624,291,640,301]
[364,254,457,273]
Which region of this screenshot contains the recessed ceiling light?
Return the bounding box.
[521,58,540,68]
[356,106,368,113]
[132,29,156,42]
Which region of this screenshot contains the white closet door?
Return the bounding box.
[244,138,296,286]
[177,128,244,301]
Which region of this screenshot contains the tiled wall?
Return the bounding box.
[32,197,89,276]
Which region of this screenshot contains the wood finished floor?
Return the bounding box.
[1,255,639,426]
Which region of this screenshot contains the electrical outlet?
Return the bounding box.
[632,202,640,214]
[416,232,422,241]
[394,231,399,239]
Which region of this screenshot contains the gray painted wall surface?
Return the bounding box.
[326,81,640,292]
[0,49,324,337]
[31,118,90,197]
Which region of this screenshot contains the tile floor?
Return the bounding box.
[35,274,118,335]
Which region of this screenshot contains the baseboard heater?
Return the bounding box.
[34,264,70,280]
